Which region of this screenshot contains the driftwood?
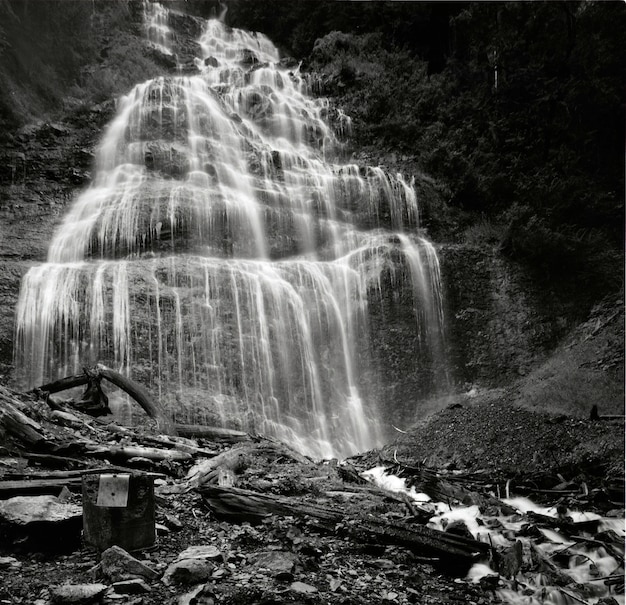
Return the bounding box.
[103,424,217,457]
[175,423,250,442]
[197,485,489,570]
[22,452,90,469]
[84,443,192,462]
[37,367,175,435]
[0,389,46,447]
[525,511,600,535]
[0,477,82,497]
[186,441,311,489]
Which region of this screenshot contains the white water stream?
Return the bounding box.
[14,4,446,459]
[363,467,625,605]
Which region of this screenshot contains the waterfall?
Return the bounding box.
[13,6,446,459]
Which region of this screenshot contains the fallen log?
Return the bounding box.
[525,511,600,535]
[102,424,217,457]
[84,444,192,462]
[0,389,46,447]
[0,477,82,497]
[175,424,250,442]
[197,485,489,570]
[97,368,174,435]
[23,452,91,469]
[36,367,175,435]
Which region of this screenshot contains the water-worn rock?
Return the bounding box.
[0,493,82,552]
[111,578,152,594]
[249,550,299,573]
[162,558,216,586]
[175,545,222,561]
[0,556,21,569]
[0,495,82,525]
[50,583,107,604]
[290,581,318,594]
[100,545,159,582]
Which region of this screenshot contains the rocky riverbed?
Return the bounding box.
[0,383,623,605]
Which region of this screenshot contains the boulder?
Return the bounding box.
[100,545,159,582]
[50,583,107,604]
[249,550,299,574]
[0,495,81,525]
[0,494,82,551]
[162,558,215,586]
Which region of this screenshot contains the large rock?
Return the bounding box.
[0,495,82,551]
[100,545,159,582]
[50,584,107,604]
[0,495,82,525]
[162,558,216,586]
[249,550,299,574]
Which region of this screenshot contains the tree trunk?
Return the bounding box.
[36,367,175,435]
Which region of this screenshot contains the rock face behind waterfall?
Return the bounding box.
[11,7,448,459]
[2,3,620,456]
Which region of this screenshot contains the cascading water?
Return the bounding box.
[14,4,447,459]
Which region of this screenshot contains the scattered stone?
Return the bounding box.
[175,545,222,561]
[49,583,107,604]
[100,545,159,582]
[289,581,318,594]
[0,556,20,569]
[444,520,474,540]
[162,558,215,586]
[371,558,395,569]
[111,579,152,594]
[249,550,299,573]
[163,512,183,531]
[177,585,216,605]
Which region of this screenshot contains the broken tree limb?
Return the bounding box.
[0,477,82,497]
[35,367,175,435]
[102,424,217,457]
[37,374,90,394]
[0,389,46,447]
[175,424,250,442]
[97,368,174,434]
[84,444,192,462]
[197,485,489,570]
[379,459,519,516]
[525,511,600,535]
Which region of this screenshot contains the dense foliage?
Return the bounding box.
[222,0,624,301]
[0,0,165,136]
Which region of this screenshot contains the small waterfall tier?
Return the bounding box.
[14,10,445,459]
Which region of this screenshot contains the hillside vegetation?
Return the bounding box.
[221,0,624,312]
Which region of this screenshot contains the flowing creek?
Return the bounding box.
[363,467,625,605]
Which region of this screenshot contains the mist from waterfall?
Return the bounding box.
[14,3,447,459]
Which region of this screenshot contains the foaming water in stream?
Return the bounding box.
[363,468,625,605]
[14,5,447,459]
